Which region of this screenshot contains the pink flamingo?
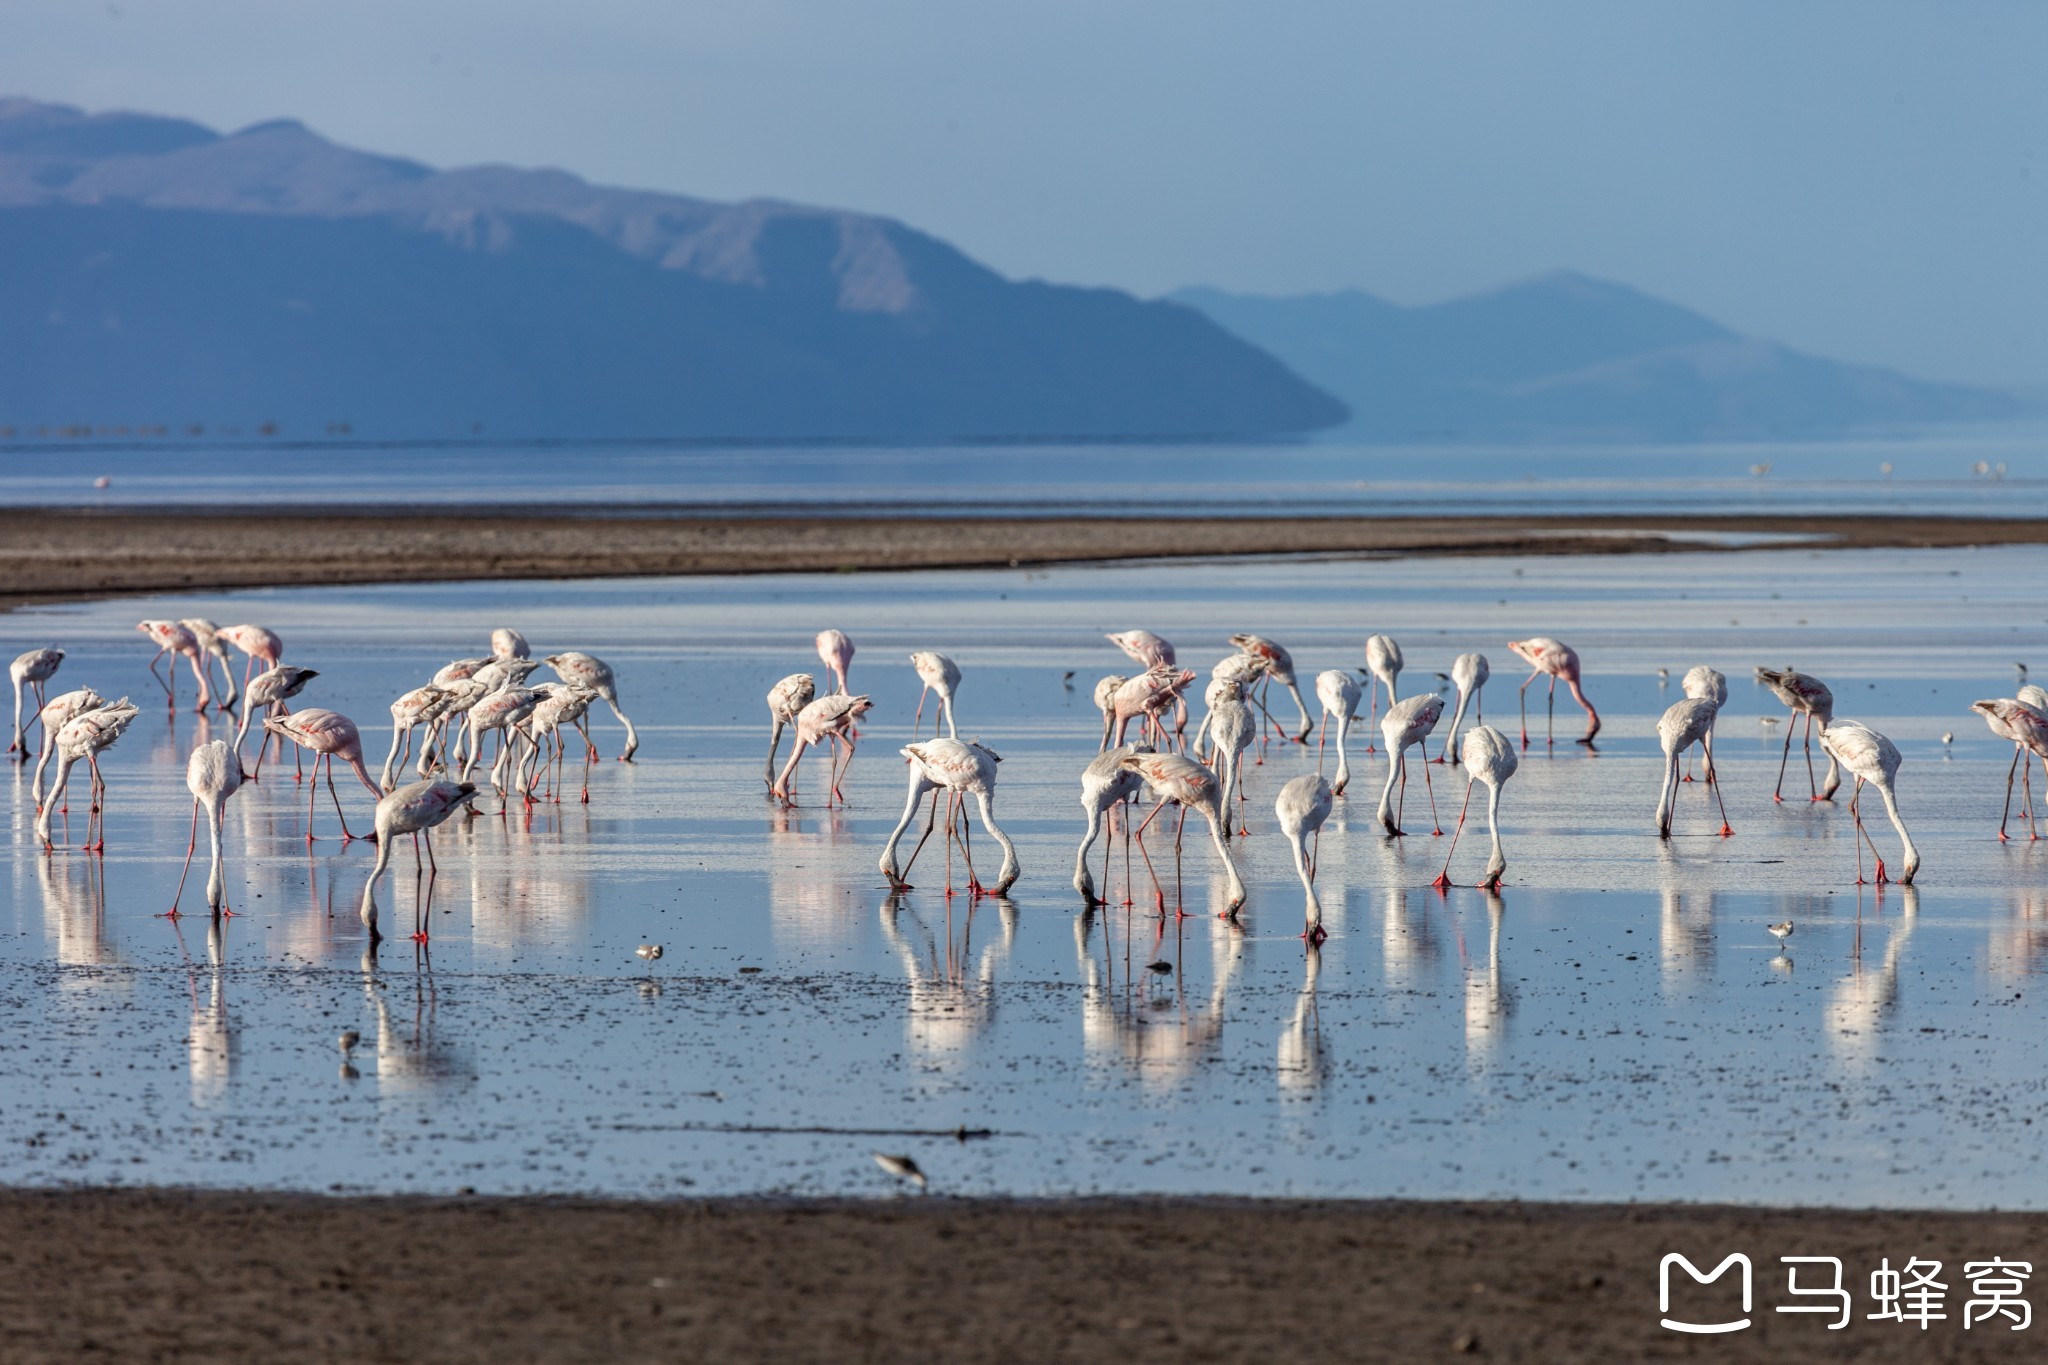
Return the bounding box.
[136,619,211,711]
[1376,694,1445,836]
[1108,630,1184,733]
[491,628,530,661]
[1820,719,1918,885]
[358,779,480,943]
[179,619,239,710]
[518,684,598,803]
[433,657,493,685]
[1363,634,1402,753]
[263,708,383,842]
[910,651,962,738]
[1117,751,1246,916]
[543,652,637,760]
[36,698,140,852]
[168,740,242,917]
[773,693,873,805]
[1228,634,1312,743]
[1205,675,1256,833]
[1110,668,1196,747]
[236,664,319,778]
[1973,698,2048,841]
[1434,725,1518,891]
[816,630,855,695]
[1438,652,1489,763]
[9,646,63,756]
[879,738,1020,896]
[216,624,282,702]
[1755,667,1837,802]
[1092,674,1128,752]
[1074,741,1152,905]
[1507,637,1599,746]
[382,683,455,790]
[30,687,104,803]
[765,673,817,784]
[1654,696,1732,838]
[461,687,543,790]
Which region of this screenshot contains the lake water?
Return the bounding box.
[5,544,2048,1205]
[5,428,2048,518]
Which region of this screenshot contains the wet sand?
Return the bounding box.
[0,1190,2038,1361]
[3,507,2047,603]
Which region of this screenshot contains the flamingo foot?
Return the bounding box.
[1431,871,1453,892]
[2000,830,2011,842]
[160,906,182,919]
[1773,793,1785,804]
[1682,774,1694,783]
[1303,925,1327,945]
[1719,824,1735,838]
[1429,757,1447,765]
[219,906,236,917]
[1432,826,1444,837]
[1875,861,1889,884]
[411,931,430,943]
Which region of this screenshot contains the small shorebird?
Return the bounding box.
[1768,921,1794,946]
[873,1153,927,1189]
[636,944,664,962]
[338,1030,360,1055]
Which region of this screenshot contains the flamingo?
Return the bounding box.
[1117,751,1245,915]
[420,678,489,776]
[1819,718,1919,885]
[1363,634,1403,752]
[9,646,62,756]
[1092,674,1128,751]
[879,738,1019,896]
[179,619,239,710]
[473,657,542,693]
[1434,725,1518,890]
[543,652,638,760]
[381,683,453,790]
[773,693,873,804]
[461,687,542,790]
[518,683,598,802]
[357,780,479,943]
[216,623,282,702]
[1109,668,1196,747]
[816,629,855,695]
[1756,667,1838,802]
[169,740,241,916]
[1507,637,1598,745]
[136,619,210,710]
[1314,668,1361,796]
[432,656,493,685]
[1681,666,1728,782]
[36,698,140,852]
[263,708,383,842]
[1192,652,1269,756]
[1275,773,1335,943]
[1205,674,1256,833]
[910,652,962,738]
[1654,696,1733,838]
[1972,698,2048,841]
[1228,633,1312,742]
[765,673,817,785]
[1108,630,1184,732]
[235,664,319,777]
[1438,652,1489,763]
[491,628,530,661]
[1376,693,1445,836]
[30,687,104,803]
[1073,741,1152,905]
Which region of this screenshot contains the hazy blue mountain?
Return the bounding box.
[1174,275,2028,440]
[0,99,1344,440]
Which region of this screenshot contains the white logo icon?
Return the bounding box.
[1661,1253,1753,1334]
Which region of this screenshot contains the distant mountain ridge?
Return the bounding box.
[0,97,1344,440]
[1173,274,2028,440]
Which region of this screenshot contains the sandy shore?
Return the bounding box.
[2,508,2045,604]
[0,1190,2038,1361]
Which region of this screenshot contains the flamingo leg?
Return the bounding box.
[146,647,173,703]
[914,684,928,735]
[1710,747,1734,836]
[1803,712,1820,800]
[1420,749,1442,835]
[1435,779,1475,890]
[2000,746,2021,840]
[305,747,319,841]
[1546,674,1556,746]
[167,798,199,916]
[1517,668,1540,747]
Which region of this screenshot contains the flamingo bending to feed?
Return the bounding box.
[461,687,542,790]
[491,628,530,661]
[909,652,962,738]
[36,698,139,852]
[544,652,638,760]
[382,684,455,790]
[358,780,479,943]
[1314,668,1361,796]
[420,678,489,775]
[1439,652,1489,762]
[1819,718,1918,885]
[1228,633,1313,743]
[1205,675,1256,833]
[433,657,493,685]
[1108,630,1184,732]
[518,684,598,802]
[1074,742,1152,905]
[179,619,239,710]
[1434,726,1518,890]
[136,619,211,711]
[1755,667,1838,802]
[816,630,855,695]
[1092,675,1128,752]
[879,738,1019,896]
[30,687,104,803]
[1276,773,1335,943]
[263,708,383,842]
[1110,668,1196,748]
[169,740,242,916]
[216,624,282,703]
[1192,652,1269,756]
[9,646,62,756]
[1507,637,1598,745]
[1680,666,1728,782]
[1363,634,1403,752]
[1972,697,2048,841]
[773,693,873,804]
[236,664,319,777]
[1654,697,1732,838]
[1117,751,1245,915]
[1376,693,1446,836]
[764,673,817,784]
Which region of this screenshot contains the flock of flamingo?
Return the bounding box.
[13,605,2036,952]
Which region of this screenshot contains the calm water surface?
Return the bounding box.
[4,545,2048,1206]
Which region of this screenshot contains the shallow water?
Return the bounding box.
[8,429,2048,518]
[5,545,2048,1206]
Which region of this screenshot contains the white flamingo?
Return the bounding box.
[773,693,873,804]
[1228,633,1312,743]
[358,780,480,943]
[1376,693,1445,836]
[910,651,962,738]
[816,629,855,695]
[1118,751,1246,914]
[1654,696,1732,838]
[1074,741,1152,904]
[1972,697,2048,841]
[169,740,242,916]
[382,683,454,790]
[263,708,383,842]
[1108,630,1184,732]
[1439,652,1489,762]
[179,619,239,710]
[136,619,210,710]
[1681,665,1728,782]
[544,652,638,760]
[8,646,62,756]
[1275,773,1335,943]
[1092,674,1128,752]
[1314,668,1361,795]
[1435,725,1518,890]
[1819,719,1919,885]
[1756,667,1838,801]
[36,697,140,852]
[880,738,1019,896]
[1205,675,1256,833]
[1363,634,1403,752]
[236,664,319,777]
[30,687,104,803]
[490,628,530,660]
[215,623,282,704]
[764,673,817,784]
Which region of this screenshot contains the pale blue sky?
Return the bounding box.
[5,1,2043,387]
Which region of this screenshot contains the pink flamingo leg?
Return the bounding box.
[1435,780,1475,890]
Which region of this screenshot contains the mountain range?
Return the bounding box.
[1172,276,2028,440]
[0,98,1340,441]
